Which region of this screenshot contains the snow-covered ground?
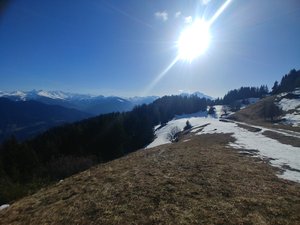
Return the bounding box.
[0,204,9,211]
[282,113,300,127]
[278,98,300,112]
[147,109,300,183]
[146,111,208,149]
[276,89,300,127]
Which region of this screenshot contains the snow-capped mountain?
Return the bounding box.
[179,91,213,100]
[127,96,159,105]
[0,90,27,101]
[0,90,94,101]
[0,89,212,115]
[0,90,159,115]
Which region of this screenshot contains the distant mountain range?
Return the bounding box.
[0,90,159,115]
[0,90,212,115]
[0,90,212,142]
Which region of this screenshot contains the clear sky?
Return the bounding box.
[0,0,299,98]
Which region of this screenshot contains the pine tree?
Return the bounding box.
[184,120,192,130]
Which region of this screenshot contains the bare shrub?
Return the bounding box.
[167,126,181,142]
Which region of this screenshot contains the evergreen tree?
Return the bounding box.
[272,81,279,94]
[208,106,216,115]
[184,120,192,130]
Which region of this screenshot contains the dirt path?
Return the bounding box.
[230,120,300,148]
[232,120,300,139]
[1,134,300,225]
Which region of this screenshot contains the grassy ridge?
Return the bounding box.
[1,133,299,224]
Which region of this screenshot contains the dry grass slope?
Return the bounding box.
[0,133,299,225]
[229,96,300,132]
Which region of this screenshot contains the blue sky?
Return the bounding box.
[0,0,299,98]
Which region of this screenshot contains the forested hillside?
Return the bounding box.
[0,95,208,204]
[0,98,90,142]
[213,86,269,106]
[271,69,300,94]
[212,69,300,108]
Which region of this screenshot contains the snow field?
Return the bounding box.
[276,90,300,127]
[147,111,300,183]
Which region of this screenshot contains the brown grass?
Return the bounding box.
[236,123,262,133]
[1,133,300,225]
[229,96,300,133]
[262,130,300,147]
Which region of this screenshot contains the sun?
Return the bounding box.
[177,19,211,61]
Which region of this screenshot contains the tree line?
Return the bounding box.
[271,69,300,94]
[211,68,300,107]
[211,85,268,112]
[216,68,300,106]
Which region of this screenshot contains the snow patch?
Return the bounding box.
[293,88,300,95]
[37,90,67,100]
[199,121,300,183]
[282,113,300,127]
[213,105,227,118]
[276,91,300,127]
[278,98,300,112]
[147,111,300,183]
[0,204,9,211]
[146,111,208,149]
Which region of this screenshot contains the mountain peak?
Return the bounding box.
[179,91,213,100]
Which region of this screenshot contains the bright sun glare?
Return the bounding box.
[177,19,211,61]
[145,0,232,94]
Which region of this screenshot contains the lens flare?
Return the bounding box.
[144,0,233,94]
[177,19,211,61]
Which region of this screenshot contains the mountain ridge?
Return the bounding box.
[0,90,159,115]
[0,98,91,142]
[179,91,214,100]
[0,90,212,115]
[0,89,213,101]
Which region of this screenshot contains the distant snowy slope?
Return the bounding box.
[276,88,300,127]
